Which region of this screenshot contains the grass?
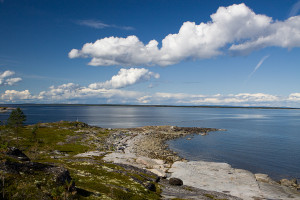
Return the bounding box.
[0,121,161,200]
[204,193,228,200]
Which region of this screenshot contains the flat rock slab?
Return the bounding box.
[169,161,300,200]
[74,151,106,158]
[159,178,242,200]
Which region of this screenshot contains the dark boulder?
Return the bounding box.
[2,147,76,191]
[75,122,89,128]
[145,182,156,192]
[169,177,183,186]
[155,176,161,183]
[46,166,75,191]
[6,147,30,161]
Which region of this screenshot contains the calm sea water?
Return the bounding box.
[1,105,299,181]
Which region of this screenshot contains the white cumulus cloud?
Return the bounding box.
[288,93,300,101]
[69,3,300,67]
[0,90,32,102]
[37,83,142,103]
[89,68,160,89]
[35,68,159,103]
[0,70,22,86]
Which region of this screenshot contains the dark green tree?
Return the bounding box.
[7,108,26,144]
[7,108,26,128]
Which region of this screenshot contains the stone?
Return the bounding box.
[169,177,183,186]
[280,179,296,187]
[46,166,75,191]
[6,147,30,161]
[136,157,158,168]
[255,173,273,183]
[145,182,156,192]
[153,159,164,165]
[74,151,105,158]
[148,169,166,178]
[291,178,298,185]
[155,176,161,183]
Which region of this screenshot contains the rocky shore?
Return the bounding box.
[1,121,299,199]
[103,125,300,200]
[0,107,15,113]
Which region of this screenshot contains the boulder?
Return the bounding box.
[2,147,76,191]
[6,147,30,161]
[255,173,275,184]
[280,178,298,187]
[145,182,156,192]
[46,167,75,191]
[136,157,158,168]
[169,177,183,186]
[148,168,166,178]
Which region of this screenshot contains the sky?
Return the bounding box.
[1,0,300,107]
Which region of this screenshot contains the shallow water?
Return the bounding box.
[1,104,299,180]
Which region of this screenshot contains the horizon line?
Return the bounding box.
[1,103,299,110]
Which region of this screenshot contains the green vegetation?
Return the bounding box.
[6,108,26,146]
[7,108,26,128]
[0,119,161,200]
[171,198,188,200]
[204,194,228,200]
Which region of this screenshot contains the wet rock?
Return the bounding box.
[169,177,183,186]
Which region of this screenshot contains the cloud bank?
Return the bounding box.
[37,68,159,102]
[0,70,22,86]
[69,3,300,67]
[2,87,300,107]
[0,68,299,107]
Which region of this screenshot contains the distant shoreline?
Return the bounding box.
[0,103,299,110]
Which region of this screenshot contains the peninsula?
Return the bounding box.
[0,121,299,199]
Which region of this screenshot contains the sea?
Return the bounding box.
[0,104,299,181]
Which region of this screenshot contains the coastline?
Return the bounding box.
[103,125,300,200]
[1,121,299,199]
[0,107,15,113]
[1,103,299,110]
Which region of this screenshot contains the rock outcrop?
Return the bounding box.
[0,147,76,199]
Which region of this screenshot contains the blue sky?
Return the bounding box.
[1,0,300,107]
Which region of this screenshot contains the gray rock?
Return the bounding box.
[46,167,75,191]
[255,173,276,184]
[169,177,183,186]
[280,179,296,187]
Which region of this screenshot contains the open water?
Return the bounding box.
[0,104,299,181]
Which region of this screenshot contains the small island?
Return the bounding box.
[0,119,299,199]
[0,107,15,113]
